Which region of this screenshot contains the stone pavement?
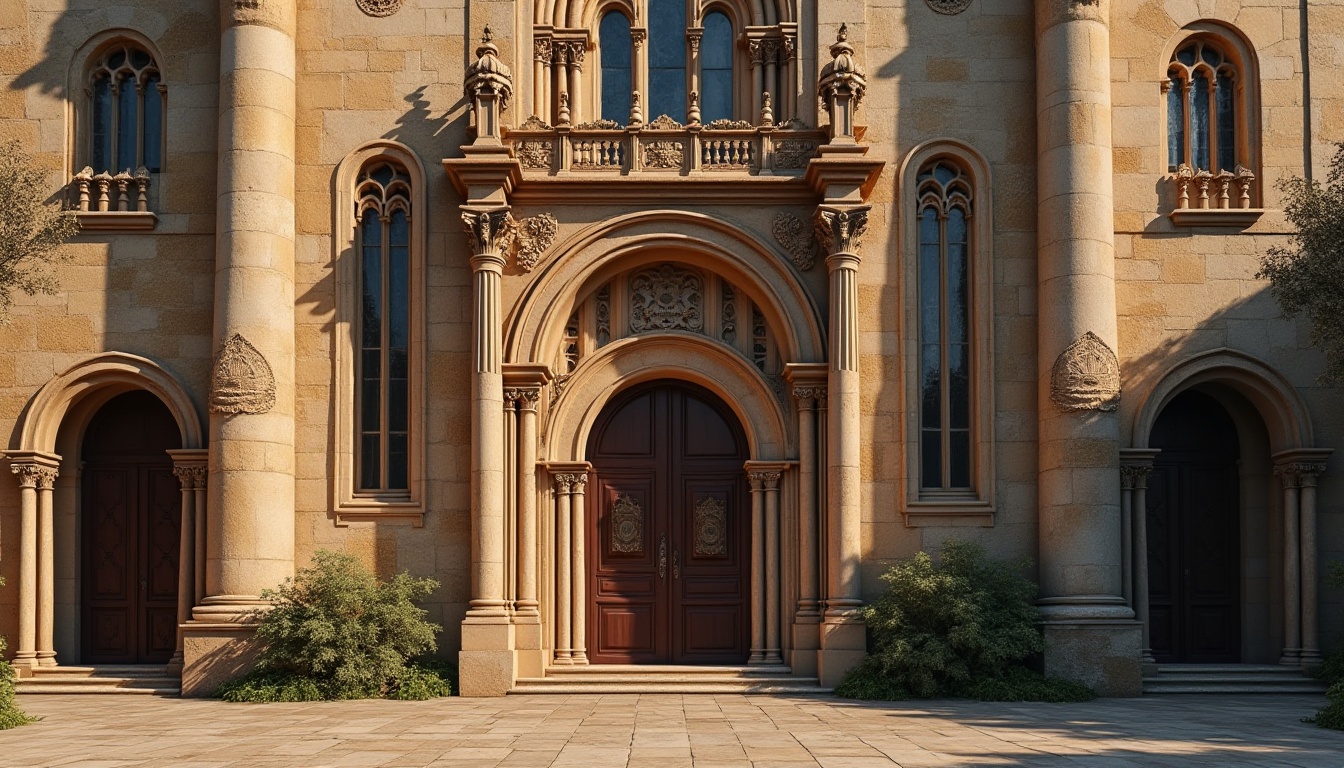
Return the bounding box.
[4,693,1342,768]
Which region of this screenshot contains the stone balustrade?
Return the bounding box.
[71,166,151,213]
[1172,163,1255,211]
[506,116,824,177]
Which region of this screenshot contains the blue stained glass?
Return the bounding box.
[389,210,409,351]
[946,209,968,345]
[1167,79,1184,170]
[949,430,970,488]
[1190,73,1210,171]
[360,210,383,349]
[116,72,137,171]
[701,11,733,122]
[142,74,162,172]
[600,12,632,123]
[1216,71,1235,172]
[648,0,687,121]
[92,76,112,173]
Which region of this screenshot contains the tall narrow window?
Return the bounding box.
[1167,39,1241,173]
[916,161,973,493]
[599,11,632,123]
[88,43,163,174]
[700,11,734,123]
[648,0,687,121]
[356,161,412,492]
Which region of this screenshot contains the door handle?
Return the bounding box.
[672,549,680,580]
[658,534,667,579]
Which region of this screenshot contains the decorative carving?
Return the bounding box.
[356,0,402,17]
[792,386,826,402]
[925,0,972,13]
[778,117,810,130]
[773,213,818,270]
[814,207,869,255]
[642,140,685,169]
[532,37,553,64]
[611,495,644,553]
[752,306,768,371]
[517,115,553,131]
[512,213,559,272]
[516,140,554,170]
[693,496,728,557]
[595,284,611,347]
[209,334,277,414]
[705,119,753,130]
[817,24,867,109]
[464,27,513,114]
[1050,331,1121,411]
[574,118,623,130]
[748,470,782,489]
[630,265,703,334]
[721,284,737,344]
[173,465,208,490]
[647,114,684,130]
[774,139,816,170]
[1119,464,1151,491]
[461,208,514,256]
[11,463,58,489]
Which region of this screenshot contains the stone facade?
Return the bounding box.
[0,0,1339,698]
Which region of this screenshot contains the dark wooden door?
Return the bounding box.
[587,382,750,664]
[1147,389,1241,663]
[81,391,182,664]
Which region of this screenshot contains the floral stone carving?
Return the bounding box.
[516,140,554,169]
[642,141,685,169]
[772,212,818,270]
[611,495,644,553]
[356,0,402,17]
[512,213,559,272]
[210,333,276,414]
[926,0,972,14]
[1050,331,1121,411]
[630,264,704,333]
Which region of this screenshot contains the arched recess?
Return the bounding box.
[505,209,825,369]
[544,333,790,462]
[16,351,203,455]
[1129,348,1312,452]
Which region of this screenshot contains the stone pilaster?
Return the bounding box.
[504,364,553,678]
[1033,0,1140,697]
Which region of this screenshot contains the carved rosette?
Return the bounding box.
[1050,331,1121,411]
[642,141,685,169]
[773,213,819,270]
[516,140,554,170]
[513,213,559,272]
[611,494,644,554]
[925,0,972,14]
[356,0,402,17]
[814,207,869,256]
[693,496,728,557]
[630,265,704,333]
[209,334,277,414]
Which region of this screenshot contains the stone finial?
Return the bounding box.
[465,25,513,143]
[817,23,867,141]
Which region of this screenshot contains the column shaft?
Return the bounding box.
[570,478,588,664]
[796,397,819,617]
[504,397,518,612]
[748,474,765,662]
[517,398,540,615]
[193,481,207,606]
[1120,476,1133,607]
[15,478,38,667]
[36,480,56,666]
[174,480,195,663]
[1301,471,1322,665]
[826,255,861,614]
[554,478,573,662]
[1134,479,1154,664]
[470,262,507,617]
[764,474,781,663]
[1280,473,1301,664]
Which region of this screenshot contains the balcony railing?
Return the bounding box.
[505,115,825,177]
[1167,163,1262,227]
[67,166,158,231]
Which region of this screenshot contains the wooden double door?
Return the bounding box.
[81,391,182,664]
[1147,389,1242,663]
[587,382,751,664]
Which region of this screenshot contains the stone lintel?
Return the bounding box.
[546,461,592,477]
[4,450,62,471]
[501,363,555,390]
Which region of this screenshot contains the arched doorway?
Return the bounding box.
[586,380,750,664]
[80,391,182,664]
[1147,389,1241,663]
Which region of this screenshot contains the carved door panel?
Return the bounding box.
[588,382,749,665]
[1147,390,1241,664]
[82,466,137,663]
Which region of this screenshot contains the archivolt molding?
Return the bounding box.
[543,333,790,462]
[504,209,826,367]
[14,351,203,454]
[1129,348,1315,453]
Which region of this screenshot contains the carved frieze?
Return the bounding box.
[513,213,559,272]
[1050,331,1121,411]
[774,139,816,170]
[642,140,685,169]
[611,495,644,554]
[706,119,753,130]
[693,496,728,557]
[516,140,554,170]
[773,213,818,271]
[630,265,703,334]
[210,334,276,414]
[517,115,553,131]
[574,118,623,131]
[356,0,402,17]
[926,0,972,14]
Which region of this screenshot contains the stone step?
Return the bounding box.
[1143,664,1328,695]
[15,665,180,695]
[16,682,180,695]
[1143,681,1328,695]
[511,665,828,694]
[541,664,792,678]
[30,665,171,679]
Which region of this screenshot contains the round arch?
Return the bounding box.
[15,351,203,455]
[544,333,790,462]
[506,209,826,368]
[1129,348,1313,453]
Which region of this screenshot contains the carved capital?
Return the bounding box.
[748,470,783,490]
[814,206,869,256]
[173,464,208,490]
[554,472,586,493]
[461,208,515,258]
[10,463,58,490]
[1119,464,1151,490]
[533,37,553,63]
[792,386,826,403]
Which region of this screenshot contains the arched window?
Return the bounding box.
[648,0,688,121]
[599,11,633,123]
[1167,38,1240,174]
[916,161,973,493]
[700,11,734,123]
[88,41,163,175]
[355,161,412,492]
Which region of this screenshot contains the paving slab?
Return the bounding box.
[3,693,1341,767]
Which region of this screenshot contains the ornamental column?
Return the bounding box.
[808,24,883,689]
[195,0,297,640]
[35,464,57,667]
[9,453,59,674]
[1120,448,1158,670]
[1033,0,1139,696]
[504,365,552,678]
[785,363,827,678]
[168,452,207,676]
[1273,449,1332,667]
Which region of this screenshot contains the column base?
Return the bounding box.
[1279,648,1303,666]
[512,613,545,679]
[36,651,57,667]
[817,616,866,688]
[180,620,262,697]
[1300,649,1323,668]
[1039,599,1142,698]
[166,650,184,677]
[790,618,821,678]
[458,619,515,697]
[10,655,37,677]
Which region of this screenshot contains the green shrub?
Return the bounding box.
[834,541,1093,702]
[216,550,449,701]
[1310,682,1344,731]
[0,579,36,728]
[1309,562,1344,729]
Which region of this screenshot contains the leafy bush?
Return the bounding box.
[0,579,36,728]
[215,550,451,701]
[1309,562,1344,730]
[834,541,1094,702]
